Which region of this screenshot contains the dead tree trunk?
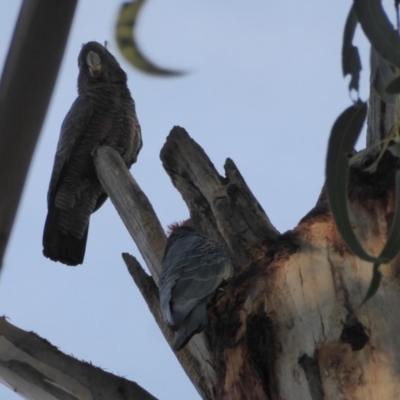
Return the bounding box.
[92,83,400,400]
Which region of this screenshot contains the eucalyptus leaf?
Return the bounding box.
[328,106,400,306]
[377,172,400,261]
[342,5,362,92]
[360,262,382,306]
[354,0,400,68]
[115,1,186,76]
[326,102,380,262]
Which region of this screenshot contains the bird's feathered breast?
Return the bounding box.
[47,81,141,208]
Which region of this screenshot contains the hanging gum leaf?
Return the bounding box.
[376,172,400,261]
[115,1,186,76]
[342,5,362,92]
[359,262,382,306]
[328,105,400,261]
[327,104,400,305]
[357,172,400,307]
[354,0,400,68]
[326,102,379,262]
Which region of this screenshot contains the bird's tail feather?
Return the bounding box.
[43,206,88,266]
[173,303,208,351]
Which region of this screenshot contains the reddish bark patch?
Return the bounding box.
[300,193,330,223]
[268,230,300,262]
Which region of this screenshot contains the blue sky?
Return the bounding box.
[0,0,382,399]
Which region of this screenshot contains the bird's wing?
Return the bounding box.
[160,235,197,325]
[47,95,93,207]
[161,235,233,326]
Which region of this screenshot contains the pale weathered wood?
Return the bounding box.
[0,0,77,269]
[270,190,400,400]
[161,126,280,268]
[122,253,175,345]
[94,146,166,284]
[0,317,157,400]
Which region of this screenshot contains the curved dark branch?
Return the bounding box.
[0,0,77,270]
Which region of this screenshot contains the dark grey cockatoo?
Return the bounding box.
[160,224,233,350]
[43,41,142,266]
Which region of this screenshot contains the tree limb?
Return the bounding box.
[0,0,77,270]
[93,146,166,284]
[0,317,157,400]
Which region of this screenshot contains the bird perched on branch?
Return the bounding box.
[160,223,233,350]
[43,41,142,266]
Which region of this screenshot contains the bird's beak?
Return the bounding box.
[86,51,102,78]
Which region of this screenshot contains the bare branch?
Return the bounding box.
[122,253,173,342]
[0,317,157,400]
[0,0,77,269]
[93,146,166,284]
